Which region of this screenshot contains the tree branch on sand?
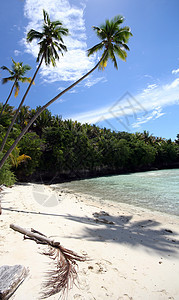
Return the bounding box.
[10,224,88,299]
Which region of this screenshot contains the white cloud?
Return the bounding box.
[23,0,96,82]
[144,74,153,79]
[143,83,158,94]
[132,107,165,129]
[84,76,107,88]
[172,68,179,74]
[69,77,179,126]
[14,50,21,56]
[164,78,179,90]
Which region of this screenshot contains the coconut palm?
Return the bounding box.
[87,15,132,69]
[0,103,15,128]
[0,15,132,170]
[30,106,53,137]
[0,59,31,118]
[16,105,31,130]
[0,10,68,152]
[27,10,68,67]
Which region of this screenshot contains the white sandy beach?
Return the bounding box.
[0,182,179,300]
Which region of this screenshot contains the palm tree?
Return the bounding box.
[30,106,53,137]
[87,15,132,69]
[0,9,68,152]
[0,15,132,170]
[0,103,15,128]
[16,105,31,130]
[0,58,31,118]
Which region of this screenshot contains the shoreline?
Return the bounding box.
[0,183,179,299]
[22,165,179,185]
[51,182,179,219]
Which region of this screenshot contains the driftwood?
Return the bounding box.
[10,224,87,299]
[0,264,28,300]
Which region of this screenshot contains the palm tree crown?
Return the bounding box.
[27,10,69,66]
[1,58,31,98]
[87,15,132,69]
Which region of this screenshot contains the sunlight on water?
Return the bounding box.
[56,169,179,216]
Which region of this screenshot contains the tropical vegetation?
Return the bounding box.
[0,104,178,185]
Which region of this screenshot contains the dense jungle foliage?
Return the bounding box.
[0,103,178,185]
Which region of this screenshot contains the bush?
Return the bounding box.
[0,152,16,186]
[16,132,43,177]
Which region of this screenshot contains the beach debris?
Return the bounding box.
[10,224,88,299]
[93,211,110,218]
[0,264,29,300]
[93,211,115,225]
[164,229,173,234]
[95,218,115,225]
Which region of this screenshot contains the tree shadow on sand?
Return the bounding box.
[65,212,179,256]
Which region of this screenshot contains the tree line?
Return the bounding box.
[0,103,178,185]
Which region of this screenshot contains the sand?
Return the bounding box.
[0,182,179,300]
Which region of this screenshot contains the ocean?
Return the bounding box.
[55,169,179,216]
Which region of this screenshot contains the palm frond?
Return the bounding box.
[93,26,107,40]
[43,9,51,26]
[37,44,44,62]
[19,77,32,84]
[57,43,67,53]
[114,45,127,61]
[17,154,31,165]
[41,244,86,299]
[14,82,20,97]
[1,66,11,73]
[22,65,32,72]
[27,29,43,42]
[87,42,104,56]
[56,27,69,37]
[2,76,15,84]
[115,27,133,43]
[52,20,63,27]
[109,48,118,69]
[99,51,109,70]
[121,43,130,51]
[10,224,88,299]
[112,15,124,26]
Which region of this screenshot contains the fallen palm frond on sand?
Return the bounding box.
[10,224,88,299]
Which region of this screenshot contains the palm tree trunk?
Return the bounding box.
[0,52,107,170]
[0,55,44,152]
[0,80,17,118]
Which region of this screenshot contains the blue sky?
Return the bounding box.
[0,0,179,140]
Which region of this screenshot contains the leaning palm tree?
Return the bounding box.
[0,59,31,118]
[0,15,132,170]
[0,9,68,152]
[87,15,131,69]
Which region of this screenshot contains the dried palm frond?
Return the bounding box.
[10,224,88,299]
[41,244,87,299]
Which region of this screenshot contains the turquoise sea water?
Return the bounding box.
[56,169,179,216]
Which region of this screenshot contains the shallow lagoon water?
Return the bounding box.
[56,169,179,216]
